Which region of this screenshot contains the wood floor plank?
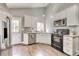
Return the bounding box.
[0,44,66,56]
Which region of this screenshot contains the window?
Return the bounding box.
[37,22,44,32]
[11,20,20,32]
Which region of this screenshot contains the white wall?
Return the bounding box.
[9,8,47,45]
[9,8,46,31]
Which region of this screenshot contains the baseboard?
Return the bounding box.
[36,42,51,45]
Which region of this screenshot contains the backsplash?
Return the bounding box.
[52,26,78,35]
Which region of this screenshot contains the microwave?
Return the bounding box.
[54,18,67,27]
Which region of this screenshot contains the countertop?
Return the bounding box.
[64,35,79,37]
[23,32,52,34]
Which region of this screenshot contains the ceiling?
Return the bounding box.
[6,3,49,8]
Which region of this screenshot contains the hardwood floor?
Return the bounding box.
[0,44,66,56]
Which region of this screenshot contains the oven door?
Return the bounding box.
[51,34,63,51]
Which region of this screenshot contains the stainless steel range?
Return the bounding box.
[51,29,70,51]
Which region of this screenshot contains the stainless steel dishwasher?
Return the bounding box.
[28,33,36,44]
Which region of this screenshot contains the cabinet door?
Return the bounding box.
[36,34,51,45]
[23,33,28,44]
[24,15,32,27]
[66,5,79,26]
[63,36,73,55]
[64,48,73,55]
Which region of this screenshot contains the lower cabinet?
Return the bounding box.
[23,33,36,44]
[23,33,51,45]
[36,33,51,45]
[23,33,28,44]
[63,35,79,56]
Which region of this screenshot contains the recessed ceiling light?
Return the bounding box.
[42,14,45,17]
[50,16,53,19]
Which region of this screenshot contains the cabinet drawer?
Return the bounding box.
[64,37,73,41]
[63,37,73,46]
[64,39,73,45]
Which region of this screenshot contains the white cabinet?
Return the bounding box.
[36,33,51,45]
[24,15,32,27]
[23,33,28,44]
[54,5,79,26]
[63,35,79,56]
[66,5,79,26]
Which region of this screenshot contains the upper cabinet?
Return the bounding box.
[54,5,79,26]
[66,5,79,26]
[24,15,32,27]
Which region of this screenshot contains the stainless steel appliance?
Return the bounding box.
[51,29,70,51]
[28,33,36,44]
[54,18,67,27]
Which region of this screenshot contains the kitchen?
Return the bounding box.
[0,3,79,56]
